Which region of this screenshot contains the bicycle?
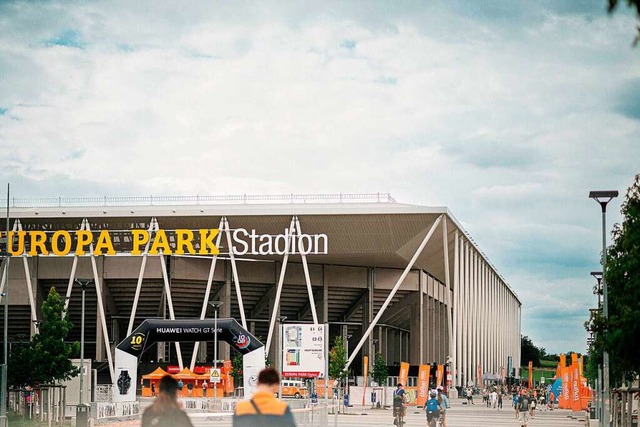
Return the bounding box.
[426,409,442,427]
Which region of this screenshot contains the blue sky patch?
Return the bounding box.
[340,39,357,49]
[45,30,85,49]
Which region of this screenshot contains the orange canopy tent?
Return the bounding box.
[141,367,170,397]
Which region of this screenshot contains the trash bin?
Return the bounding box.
[589,405,596,419]
[76,403,90,427]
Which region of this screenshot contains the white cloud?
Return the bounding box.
[0,0,638,353]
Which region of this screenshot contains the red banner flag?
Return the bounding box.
[417,364,431,407]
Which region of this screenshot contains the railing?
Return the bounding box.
[0,193,396,208]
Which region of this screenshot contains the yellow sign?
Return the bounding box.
[1,227,329,257]
[210,368,221,383]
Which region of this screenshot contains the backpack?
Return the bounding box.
[393,394,403,407]
[426,399,439,413]
[519,397,530,411]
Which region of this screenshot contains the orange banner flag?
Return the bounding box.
[477,364,482,387]
[559,367,570,409]
[528,361,533,389]
[570,362,581,412]
[417,364,431,407]
[399,362,409,387]
[557,354,566,379]
[436,365,444,387]
[362,356,369,406]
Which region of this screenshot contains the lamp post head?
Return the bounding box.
[209,301,223,310]
[590,271,603,282]
[277,316,287,323]
[74,278,93,289]
[589,190,618,212]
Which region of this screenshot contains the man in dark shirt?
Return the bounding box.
[233,368,297,427]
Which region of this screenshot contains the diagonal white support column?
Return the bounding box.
[64,219,85,312]
[158,246,183,369]
[127,219,157,335]
[16,220,39,336]
[294,216,319,324]
[346,215,443,370]
[224,218,247,329]
[85,221,116,381]
[443,217,453,371]
[190,217,225,370]
[0,220,19,302]
[265,216,296,355]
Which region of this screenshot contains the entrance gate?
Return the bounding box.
[113,318,265,402]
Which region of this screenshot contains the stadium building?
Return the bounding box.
[0,193,521,389]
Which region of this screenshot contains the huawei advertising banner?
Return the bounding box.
[114,318,264,401]
[417,365,431,407]
[281,324,327,378]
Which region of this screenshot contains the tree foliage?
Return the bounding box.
[328,336,348,382]
[587,174,640,383]
[521,335,542,367]
[371,352,388,387]
[230,351,243,386]
[8,287,79,386]
[608,0,640,46]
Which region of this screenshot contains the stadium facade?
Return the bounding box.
[0,193,521,389]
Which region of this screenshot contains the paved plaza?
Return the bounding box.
[160,399,588,427]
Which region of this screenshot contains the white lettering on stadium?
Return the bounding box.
[232,228,328,256]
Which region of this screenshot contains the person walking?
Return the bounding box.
[142,375,194,427]
[466,386,475,405]
[233,368,296,427]
[436,386,450,427]
[516,391,532,427]
[497,390,503,409]
[202,380,208,397]
[490,388,498,409]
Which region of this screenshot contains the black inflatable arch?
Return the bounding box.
[113,318,264,401]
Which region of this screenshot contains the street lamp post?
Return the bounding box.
[209,301,223,402]
[75,279,92,427]
[589,190,618,427]
[1,184,10,427]
[276,316,287,399]
[590,272,603,424]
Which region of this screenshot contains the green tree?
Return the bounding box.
[371,353,388,387]
[230,351,243,386]
[588,174,640,383]
[9,287,80,386]
[328,336,348,383]
[521,335,542,367]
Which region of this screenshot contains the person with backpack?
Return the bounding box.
[393,383,407,425]
[233,368,296,427]
[424,390,443,427]
[516,391,531,427]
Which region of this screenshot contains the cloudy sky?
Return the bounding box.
[1,1,638,355]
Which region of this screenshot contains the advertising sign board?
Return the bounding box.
[281,323,326,378]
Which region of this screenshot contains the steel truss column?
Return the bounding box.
[84,220,116,381]
[265,217,297,354]
[294,217,319,324]
[127,220,156,335]
[190,217,225,370]
[14,220,38,336]
[224,218,247,329]
[345,215,443,370]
